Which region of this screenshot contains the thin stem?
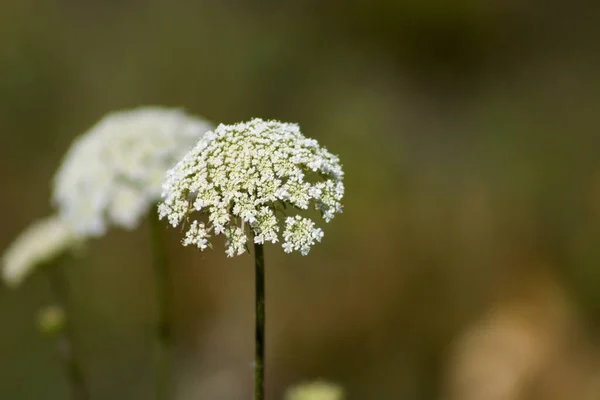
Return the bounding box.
[254,242,265,400]
[46,263,89,400]
[149,215,172,400]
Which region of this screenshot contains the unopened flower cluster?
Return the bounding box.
[37,304,67,336]
[53,107,212,237]
[159,118,344,256]
[285,381,345,400]
[2,216,78,287]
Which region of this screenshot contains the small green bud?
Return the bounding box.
[285,381,345,400]
[36,305,66,336]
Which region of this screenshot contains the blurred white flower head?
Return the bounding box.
[53,107,212,237]
[285,381,345,400]
[2,216,78,287]
[159,118,344,256]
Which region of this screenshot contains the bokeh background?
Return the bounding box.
[2,1,600,399]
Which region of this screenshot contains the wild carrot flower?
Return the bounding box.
[158,118,344,256]
[2,216,78,287]
[285,381,345,400]
[53,107,212,237]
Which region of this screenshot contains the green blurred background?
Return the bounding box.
[2,1,600,399]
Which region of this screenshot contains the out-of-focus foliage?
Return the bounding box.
[1,1,600,399]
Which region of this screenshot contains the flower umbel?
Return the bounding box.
[53,107,212,237]
[285,381,345,400]
[158,118,344,256]
[2,216,78,287]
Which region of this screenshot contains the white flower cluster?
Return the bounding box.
[2,216,78,287]
[285,381,345,400]
[282,215,324,255]
[53,107,212,237]
[158,118,344,256]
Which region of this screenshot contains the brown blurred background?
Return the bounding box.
[2,1,600,399]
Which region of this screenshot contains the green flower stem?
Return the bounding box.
[149,214,172,400]
[254,242,265,400]
[46,263,89,400]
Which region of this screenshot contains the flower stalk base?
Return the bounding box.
[254,242,265,400]
[149,215,172,400]
[46,263,89,400]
